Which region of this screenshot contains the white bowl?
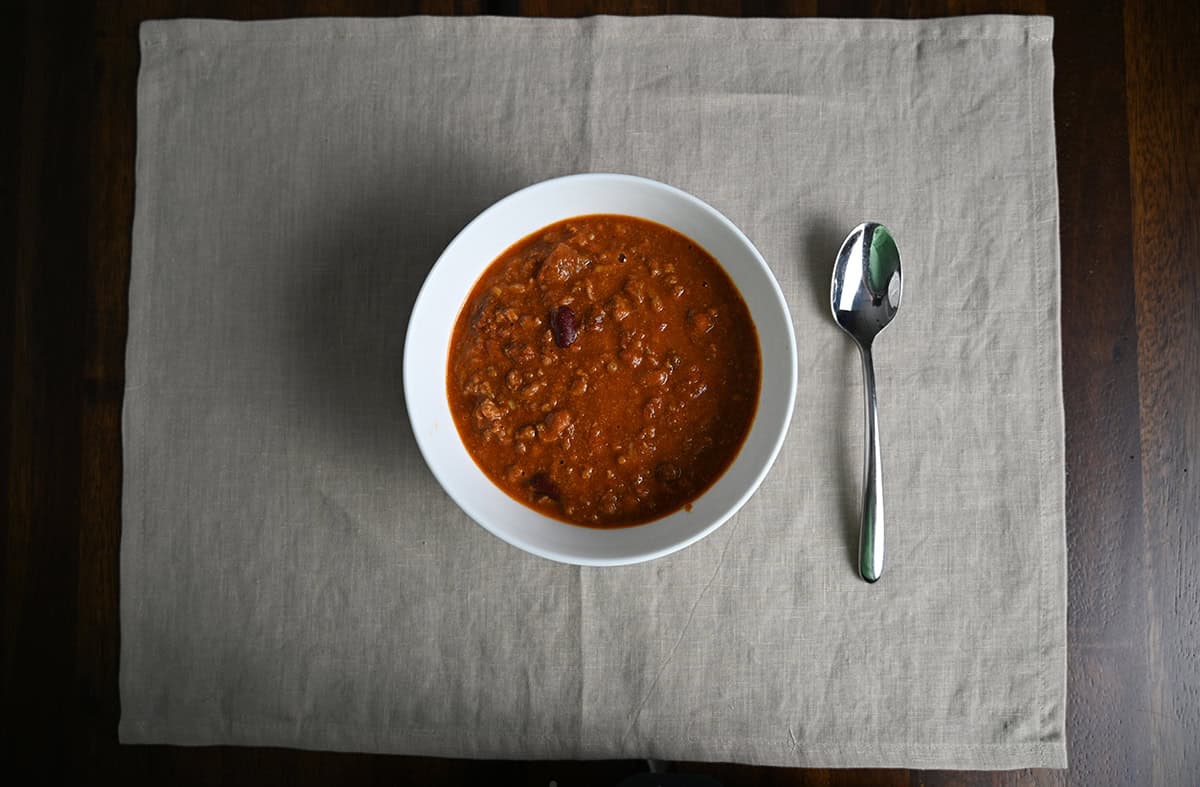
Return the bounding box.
[404,174,797,566]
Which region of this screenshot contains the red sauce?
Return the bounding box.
[447,215,761,527]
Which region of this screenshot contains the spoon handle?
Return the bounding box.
[858,344,885,582]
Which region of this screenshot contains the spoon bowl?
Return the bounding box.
[831,222,903,582]
[831,223,903,343]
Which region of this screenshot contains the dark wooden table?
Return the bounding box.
[7,1,1197,784]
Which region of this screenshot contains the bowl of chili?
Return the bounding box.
[405,174,796,565]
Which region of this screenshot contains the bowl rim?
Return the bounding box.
[403,172,797,565]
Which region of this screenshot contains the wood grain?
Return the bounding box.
[1047,0,1153,785]
[8,3,92,781]
[1125,0,1200,783]
[6,0,1198,783]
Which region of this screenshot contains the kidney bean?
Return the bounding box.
[530,472,561,501]
[551,305,578,348]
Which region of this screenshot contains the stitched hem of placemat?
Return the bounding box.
[119,718,1068,769]
[1023,22,1069,764]
[138,15,1054,50]
[1025,29,1050,769]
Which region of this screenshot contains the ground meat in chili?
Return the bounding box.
[447,214,761,527]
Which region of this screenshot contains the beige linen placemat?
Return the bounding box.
[121,16,1066,768]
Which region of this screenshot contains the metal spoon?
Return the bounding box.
[830,222,903,583]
